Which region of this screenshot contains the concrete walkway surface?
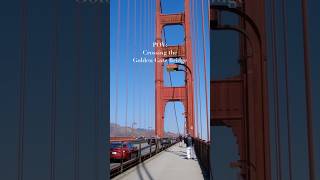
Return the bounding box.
[113,143,208,180]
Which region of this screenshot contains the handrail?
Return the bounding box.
[110,137,179,178]
[193,138,212,179]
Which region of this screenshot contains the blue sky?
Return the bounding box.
[110,0,210,139]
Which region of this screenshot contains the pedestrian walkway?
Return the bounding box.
[113,143,208,180]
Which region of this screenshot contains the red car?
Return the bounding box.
[110,142,138,161]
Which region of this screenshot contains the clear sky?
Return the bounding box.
[110,0,210,140]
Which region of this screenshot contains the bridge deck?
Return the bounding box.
[112,143,208,180]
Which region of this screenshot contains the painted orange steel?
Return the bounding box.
[210,1,271,179]
[155,0,195,137]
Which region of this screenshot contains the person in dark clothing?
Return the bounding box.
[185,135,193,147]
[178,135,183,147]
[185,134,194,159]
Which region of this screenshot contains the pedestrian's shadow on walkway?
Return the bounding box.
[164,148,198,161]
[165,147,210,180]
[137,161,154,180]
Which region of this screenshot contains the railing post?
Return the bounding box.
[201,140,204,165]
[193,138,211,174]
[207,143,210,172]
[139,141,142,163]
[120,141,123,173]
[149,142,152,158]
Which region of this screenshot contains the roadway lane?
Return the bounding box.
[112,144,208,180]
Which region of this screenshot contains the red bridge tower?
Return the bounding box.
[154,0,195,137]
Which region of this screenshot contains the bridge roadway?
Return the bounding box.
[110,142,156,169]
[112,143,208,180]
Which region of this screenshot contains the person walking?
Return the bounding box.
[178,135,183,147]
[185,134,194,159]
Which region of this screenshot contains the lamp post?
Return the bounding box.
[132,122,137,137]
[166,62,193,79]
[166,62,193,136]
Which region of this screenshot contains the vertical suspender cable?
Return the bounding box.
[73,3,81,180]
[93,3,103,180]
[168,67,181,135]
[105,3,110,178]
[147,0,151,133]
[208,3,214,179]
[200,0,210,141]
[144,0,147,49]
[151,0,155,135]
[125,0,130,137]
[238,2,250,179]
[192,0,201,138]
[148,1,153,130]
[137,0,142,129]
[195,1,203,139]
[300,0,315,179]
[139,0,143,130]
[143,0,147,130]
[147,0,150,50]
[191,0,200,138]
[93,12,98,180]
[73,4,82,180]
[191,0,199,138]
[271,0,282,179]
[281,0,293,179]
[194,0,200,139]
[207,0,210,31]
[139,0,145,129]
[17,0,27,179]
[49,0,59,179]
[114,0,121,126]
[149,0,152,50]
[132,0,137,134]
[166,60,180,135]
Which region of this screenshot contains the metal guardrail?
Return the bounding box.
[110,138,178,178]
[193,138,211,179]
